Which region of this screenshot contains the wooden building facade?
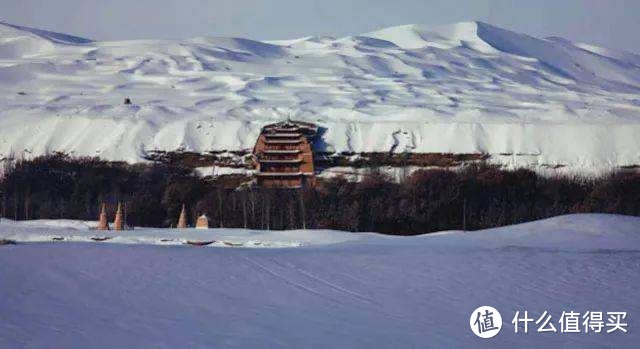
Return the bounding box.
[253,121,317,188]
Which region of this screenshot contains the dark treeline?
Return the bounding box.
[1,154,639,234]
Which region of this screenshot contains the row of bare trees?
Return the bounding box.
[1,154,639,234]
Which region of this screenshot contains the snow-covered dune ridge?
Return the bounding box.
[1,21,639,172]
[1,214,638,251]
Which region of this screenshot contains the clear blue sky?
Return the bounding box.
[2,0,639,52]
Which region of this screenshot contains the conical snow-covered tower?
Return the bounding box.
[177,204,188,228]
[97,203,109,230]
[113,202,124,231]
[195,214,209,229]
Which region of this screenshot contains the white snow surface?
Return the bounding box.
[1,214,639,347]
[1,21,640,173]
[0,218,355,248]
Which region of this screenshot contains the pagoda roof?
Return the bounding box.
[265,132,302,138]
[264,139,303,144]
[262,149,301,154]
[270,126,300,132]
[259,159,303,164]
[256,172,313,177]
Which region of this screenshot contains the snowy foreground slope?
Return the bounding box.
[1,214,639,348]
[1,21,640,172]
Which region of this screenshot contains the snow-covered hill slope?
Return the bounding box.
[2,213,638,250]
[1,214,639,347]
[1,21,639,172]
[0,218,358,248]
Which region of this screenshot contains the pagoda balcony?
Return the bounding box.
[258,159,303,164]
[262,149,301,154]
[256,172,313,177]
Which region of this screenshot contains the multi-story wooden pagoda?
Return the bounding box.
[253,121,317,188]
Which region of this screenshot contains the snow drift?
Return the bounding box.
[1,214,639,348]
[1,21,639,172]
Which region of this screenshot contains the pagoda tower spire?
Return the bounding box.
[97,203,109,230]
[177,204,188,228]
[113,202,124,231]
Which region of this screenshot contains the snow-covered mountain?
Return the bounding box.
[1,21,639,172]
